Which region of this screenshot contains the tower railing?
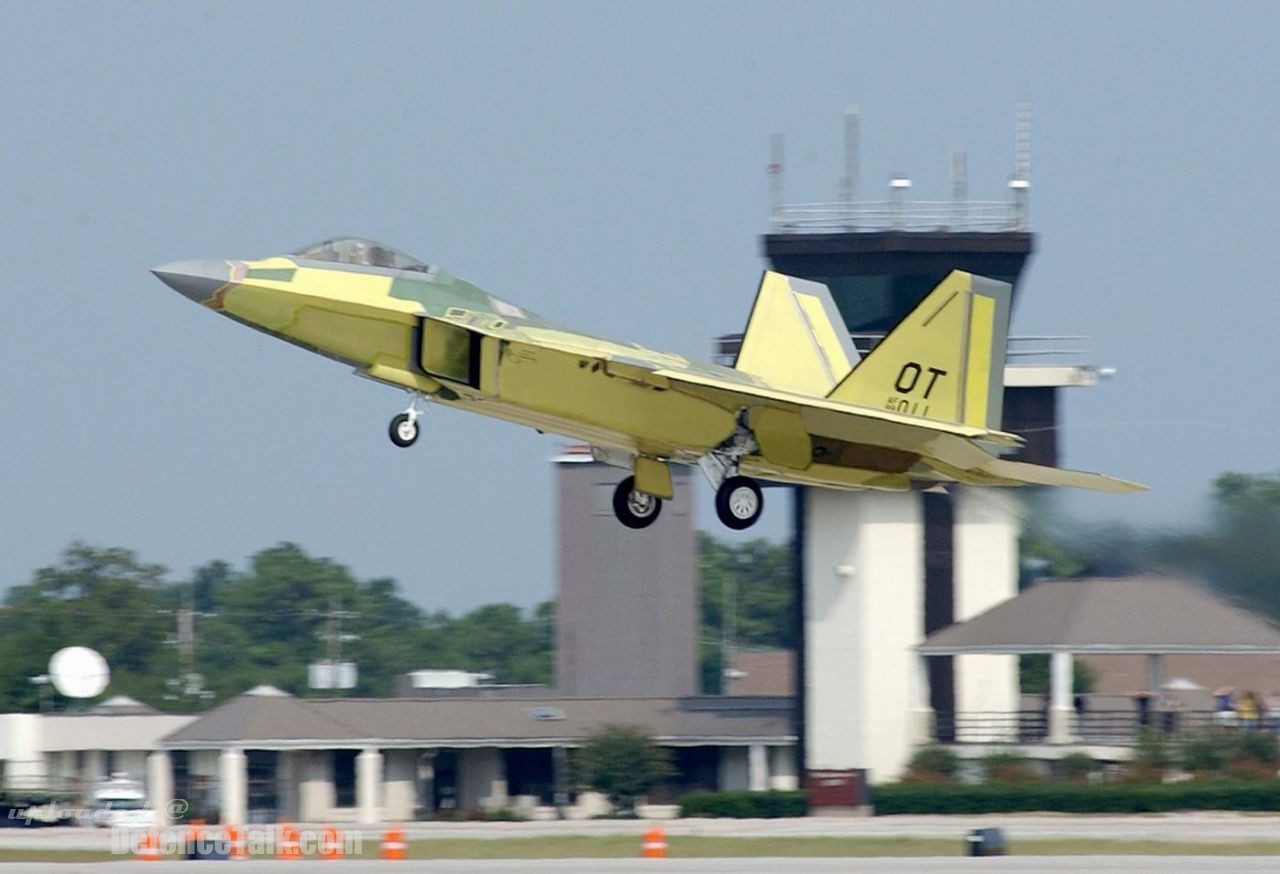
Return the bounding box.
[769,200,1025,233]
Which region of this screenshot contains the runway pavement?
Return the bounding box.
[10,858,1280,873]
[6,813,1280,849]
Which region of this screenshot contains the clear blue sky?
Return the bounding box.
[3,1,1278,610]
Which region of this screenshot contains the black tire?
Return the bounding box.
[715,475,764,530]
[389,413,418,447]
[612,476,663,529]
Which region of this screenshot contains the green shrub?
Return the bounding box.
[679,790,809,818]
[981,751,1041,784]
[1055,752,1096,783]
[873,780,1280,815]
[576,725,674,815]
[1229,731,1280,768]
[463,808,528,822]
[1124,728,1173,781]
[903,746,961,783]
[1181,732,1229,773]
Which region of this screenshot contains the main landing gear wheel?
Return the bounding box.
[715,475,763,530]
[388,412,419,448]
[612,476,663,530]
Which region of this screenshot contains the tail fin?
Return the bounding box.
[734,271,859,396]
[826,271,1011,430]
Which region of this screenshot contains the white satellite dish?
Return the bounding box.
[48,647,110,698]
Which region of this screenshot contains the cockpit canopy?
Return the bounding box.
[291,237,433,273]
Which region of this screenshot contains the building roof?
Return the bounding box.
[919,576,1280,655]
[164,691,794,750]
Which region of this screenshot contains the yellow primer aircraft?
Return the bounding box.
[154,238,1141,530]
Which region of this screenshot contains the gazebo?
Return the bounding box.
[917,576,1280,744]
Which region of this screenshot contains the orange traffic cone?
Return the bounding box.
[277,821,303,860]
[379,823,408,860]
[136,829,162,862]
[318,824,343,860]
[641,826,668,859]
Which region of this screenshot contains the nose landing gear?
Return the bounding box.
[388,394,427,448]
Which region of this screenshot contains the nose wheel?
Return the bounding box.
[715,475,763,530]
[389,413,419,447]
[388,396,426,448]
[612,476,663,529]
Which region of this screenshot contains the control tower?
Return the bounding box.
[718,106,1107,780]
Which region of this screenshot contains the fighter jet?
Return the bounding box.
[153,238,1141,530]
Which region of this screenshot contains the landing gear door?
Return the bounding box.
[418,318,497,395]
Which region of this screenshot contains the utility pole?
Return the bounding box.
[161,583,215,706]
[720,576,737,696]
[314,599,360,695]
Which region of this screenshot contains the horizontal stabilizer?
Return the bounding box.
[982,458,1147,494]
[734,272,859,396]
[826,271,1011,431]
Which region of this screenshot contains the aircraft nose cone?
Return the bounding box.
[151,259,232,304]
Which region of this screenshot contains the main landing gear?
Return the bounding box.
[612,476,663,529]
[610,472,765,531]
[715,475,764,530]
[388,394,426,448]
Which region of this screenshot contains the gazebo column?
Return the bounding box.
[1146,654,1164,692]
[1048,651,1076,743]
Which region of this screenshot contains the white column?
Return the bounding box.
[356,748,383,825]
[768,746,798,791]
[1146,654,1164,692]
[382,750,417,822]
[805,490,924,782]
[218,748,248,826]
[1048,651,1076,743]
[298,751,334,822]
[953,487,1021,734]
[147,751,173,827]
[716,747,749,791]
[85,749,107,782]
[457,749,508,811]
[747,744,769,792]
[912,654,936,744]
[275,751,297,822]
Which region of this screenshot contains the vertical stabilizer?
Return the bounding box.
[734,271,859,396]
[825,271,1011,430]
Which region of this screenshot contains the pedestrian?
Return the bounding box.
[1214,687,1237,728]
[1238,690,1260,729]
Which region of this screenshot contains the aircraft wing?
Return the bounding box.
[432,307,1139,496]
[976,458,1146,494]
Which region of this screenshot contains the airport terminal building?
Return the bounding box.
[158,686,794,824]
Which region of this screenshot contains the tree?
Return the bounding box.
[0,543,174,709]
[1192,472,1280,619]
[698,532,795,693]
[576,725,673,814]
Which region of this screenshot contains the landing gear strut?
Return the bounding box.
[698,420,765,530]
[612,476,663,529]
[388,394,426,448]
[715,475,764,530]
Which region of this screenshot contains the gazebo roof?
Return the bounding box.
[919,576,1280,655]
